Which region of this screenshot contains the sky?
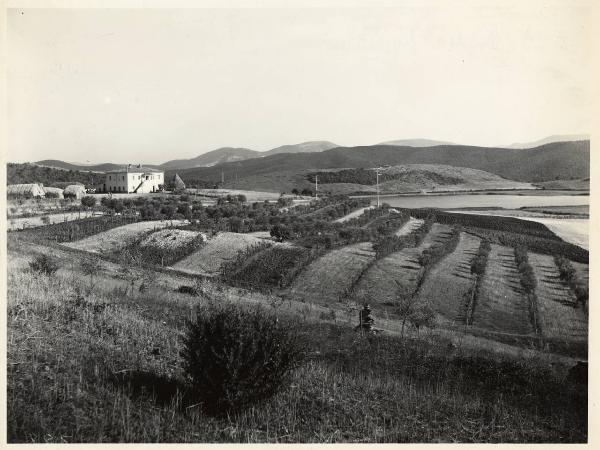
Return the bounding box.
[6,1,595,164]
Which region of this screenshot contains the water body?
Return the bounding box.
[360,193,589,210]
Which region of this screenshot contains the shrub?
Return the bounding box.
[29,254,59,275]
[181,303,304,413]
[44,191,60,199]
[81,196,97,209]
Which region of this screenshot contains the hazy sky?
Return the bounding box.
[7,2,594,164]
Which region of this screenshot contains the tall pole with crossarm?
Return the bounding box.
[376,169,380,207]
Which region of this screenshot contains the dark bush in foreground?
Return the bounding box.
[181,303,304,413]
[29,254,59,275]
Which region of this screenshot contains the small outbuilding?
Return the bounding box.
[63,184,87,199]
[170,173,186,192]
[7,183,46,199]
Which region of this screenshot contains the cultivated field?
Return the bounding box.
[171,232,269,275]
[352,224,454,309]
[288,242,375,304]
[471,244,534,335]
[394,217,424,237]
[63,220,188,254]
[417,232,481,324]
[529,253,587,342]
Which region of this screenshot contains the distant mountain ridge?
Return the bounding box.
[30,136,589,181]
[505,134,589,149]
[168,140,589,187]
[378,138,455,147]
[262,140,339,156]
[160,147,259,170]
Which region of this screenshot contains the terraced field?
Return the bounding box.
[529,253,587,342]
[288,242,375,304]
[394,217,424,237]
[352,224,454,309]
[172,232,268,276]
[417,232,481,324]
[471,244,534,335]
[63,220,188,254]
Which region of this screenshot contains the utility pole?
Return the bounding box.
[376,169,380,207]
[315,175,318,199]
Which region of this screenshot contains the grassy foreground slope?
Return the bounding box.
[7,245,587,443]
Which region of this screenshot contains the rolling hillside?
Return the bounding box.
[160,147,259,169]
[170,140,589,188]
[262,140,339,156]
[378,138,455,147]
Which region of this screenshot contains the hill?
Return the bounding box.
[34,160,128,173]
[378,138,455,147]
[505,134,589,149]
[262,140,339,156]
[8,163,100,187]
[160,147,259,170]
[169,140,589,189]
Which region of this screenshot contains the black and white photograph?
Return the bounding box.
[2,0,596,444]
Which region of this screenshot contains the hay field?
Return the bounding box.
[140,229,204,251]
[394,217,424,237]
[529,253,587,341]
[63,220,188,254]
[288,242,375,304]
[472,244,534,335]
[417,232,481,324]
[171,232,268,275]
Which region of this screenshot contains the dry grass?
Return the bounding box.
[528,253,587,342]
[172,232,269,275]
[417,232,481,324]
[6,254,587,443]
[288,242,375,304]
[63,220,188,254]
[471,244,533,335]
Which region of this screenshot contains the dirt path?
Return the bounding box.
[394,217,424,237]
[334,206,375,223]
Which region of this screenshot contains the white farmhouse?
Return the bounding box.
[104,165,165,193]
